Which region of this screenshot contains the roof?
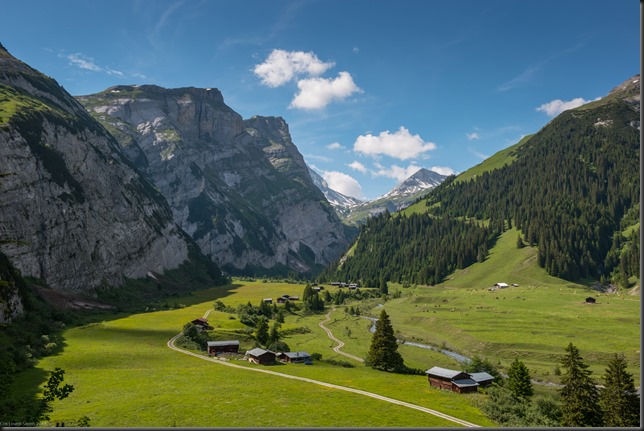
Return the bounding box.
[495,282,509,287]
[207,340,240,347]
[246,348,274,357]
[452,378,479,388]
[425,366,466,379]
[469,372,495,383]
[193,317,208,323]
[281,351,311,359]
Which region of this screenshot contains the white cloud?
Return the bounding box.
[326,142,344,150]
[289,71,361,110]
[348,161,368,173]
[321,170,364,199]
[253,49,335,87]
[430,166,457,176]
[536,97,600,117]
[354,126,436,160]
[466,132,480,140]
[65,53,124,76]
[373,163,422,182]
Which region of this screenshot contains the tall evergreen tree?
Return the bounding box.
[365,309,404,372]
[599,353,640,427]
[255,317,269,346]
[559,343,603,427]
[507,358,533,398]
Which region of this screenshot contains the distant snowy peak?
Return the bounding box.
[380,168,447,199]
[308,168,363,210]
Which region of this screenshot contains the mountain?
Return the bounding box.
[307,167,363,217]
[342,168,447,225]
[321,74,640,286]
[78,86,349,275]
[0,44,209,293]
[380,168,447,199]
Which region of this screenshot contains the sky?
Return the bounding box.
[1,0,639,200]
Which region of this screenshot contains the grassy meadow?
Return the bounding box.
[22,281,494,427]
[12,228,639,427]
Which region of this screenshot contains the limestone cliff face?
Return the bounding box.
[78,86,349,274]
[0,46,190,292]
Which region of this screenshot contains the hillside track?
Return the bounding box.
[319,309,365,362]
[167,330,481,427]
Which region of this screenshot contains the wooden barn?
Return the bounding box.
[207,340,240,355]
[425,366,481,394]
[585,297,596,304]
[246,348,276,365]
[277,351,311,364]
[191,317,213,330]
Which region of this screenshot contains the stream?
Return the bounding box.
[360,316,472,364]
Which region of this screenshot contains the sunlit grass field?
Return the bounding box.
[27,281,494,427]
[16,227,639,427]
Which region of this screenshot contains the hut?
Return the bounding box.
[585,297,596,304]
[277,351,311,364]
[207,340,240,355]
[425,366,481,394]
[246,348,276,365]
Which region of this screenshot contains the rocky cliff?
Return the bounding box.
[0,45,192,292]
[78,86,349,275]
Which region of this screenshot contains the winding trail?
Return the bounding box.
[318,309,365,363]
[167,311,481,428]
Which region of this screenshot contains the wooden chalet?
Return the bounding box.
[207,340,240,355]
[191,317,214,330]
[277,351,311,364]
[425,366,483,394]
[246,348,276,365]
[263,298,273,304]
[585,297,596,304]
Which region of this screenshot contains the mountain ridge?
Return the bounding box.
[78,84,349,276]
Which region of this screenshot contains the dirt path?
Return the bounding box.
[318,309,365,363]
[166,330,481,427]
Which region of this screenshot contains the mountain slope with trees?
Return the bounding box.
[322,75,640,286]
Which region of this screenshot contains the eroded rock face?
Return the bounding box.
[79,86,349,274]
[0,47,190,292]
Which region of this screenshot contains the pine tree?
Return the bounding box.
[365,309,404,372]
[599,353,640,427]
[559,343,603,427]
[255,317,269,346]
[507,358,533,398]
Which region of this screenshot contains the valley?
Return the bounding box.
[11,227,638,427]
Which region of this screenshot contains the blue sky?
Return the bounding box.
[1,0,639,200]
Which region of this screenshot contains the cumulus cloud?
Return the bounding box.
[326,142,344,150]
[373,164,423,182]
[320,170,365,199]
[253,49,334,87]
[354,126,436,160]
[289,71,361,110]
[466,132,480,140]
[348,161,368,173]
[430,166,457,176]
[536,97,599,117]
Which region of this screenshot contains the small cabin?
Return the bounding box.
[277,351,311,364]
[425,366,489,394]
[246,348,276,365]
[191,318,214,330]
[262,298,273,304]
[494,282,509,288]
[207,340,240,355]
[585,297,596,304]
